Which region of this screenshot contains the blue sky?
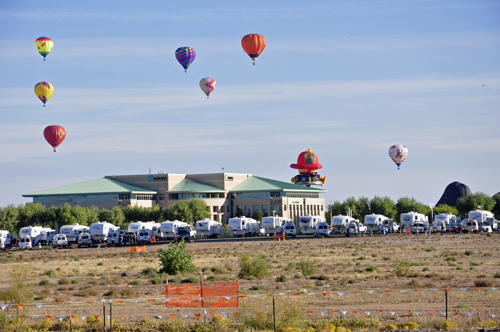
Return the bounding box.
[1,0,499,207]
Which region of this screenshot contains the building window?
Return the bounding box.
[253,205,259,212]
[159,194,165,201]
[169,194,179,200]
[286,192,320,199]
[245,205,251,217]
[226,206,230,212]
[234,192,271,199]
[273,205,280,215]
[213,206,218,213]
[262,205,268,216]
[137,194,155,200]
[321,205,324,211]
[119,194,130,200]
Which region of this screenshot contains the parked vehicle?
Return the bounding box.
[196,218,223,238]
[77,232,93,248]
[468,210,497,230]
[53,234,69,249]
[175,227,191,242]
[299,215,324,235]
[261,217,287,235]
[107,229,124,246]
[19,226,43,243]
[364,214,389,233]
[465,219,479,233]
[160,221,189,239]
[90,221,118,242]
[137,229,155,244]
[227,217,260,237]
[315,222,331,237]
[60,224,89,244]
[348,220,367,235]
[283,222,297,238]
[331,215,355,234]
[411,223,426,233]
[481,226,492,233]
[345,222,361,236]
[39,228,56,245]
[434,213,458,231]
[19,235,32,249]
[432,220,447,233]
[400,212,428,231]
[381,219,399,233]
[0,231,13,249]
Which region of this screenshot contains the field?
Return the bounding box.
[1,232,499,331]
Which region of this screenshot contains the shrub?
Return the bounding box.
[58,278,70,285]
[44,270,56,277]
[385,324,397,330]
[404,322,418,330]
[464,250,474,256]
[494,272,500,279]
[474,279,493,287]
[250,284,266,290]
[298,258,316,277]
[276,274,289,282]
[71,279,79,284]
[158,239,195,275]
[444,321,454,330]
[97,262,104,266]
[34,295,45,300]
[74,287,98,297]
[129,279,141,286]
[454,303,471,308]
[104,289,120,297]
[207,275,222,281]
[120,288,135,298]
[140,267,158,278]
[366,265,377,272]
[150,277,163,285]
[181,277,200,284]
[238,254,271,279]
[39,279,50,286]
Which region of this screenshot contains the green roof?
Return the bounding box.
[167,178,227,194]
[230,176,327,193]
[23,178,156,197]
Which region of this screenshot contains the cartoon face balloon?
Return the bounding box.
[199,77,216,99]
[388,144,408,170]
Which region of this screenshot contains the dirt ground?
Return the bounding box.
[0,232,499,326]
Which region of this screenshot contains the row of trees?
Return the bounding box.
[326,192,499,223]
[0,198,210,235]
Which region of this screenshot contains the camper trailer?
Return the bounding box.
[400,212,428,231]
[89,221,118,242]
[331,215,355,234]
[0,231,13,249]
[39,228,56,245]
[468,210,495,229]
[60,224,89,244]
[299,215,325,235]
[160,221,189,240]
[261,217,287,235]
[364,214,389,233]
[381,219,399,233]
[195,219,223,238]
[227,217,260,237]
[19,226,43,243]
[434,213,457,230]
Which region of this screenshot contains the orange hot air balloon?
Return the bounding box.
[43,125,66,152]
[241,34,266,65]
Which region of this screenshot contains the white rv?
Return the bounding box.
[331,215,355,234]
[39,228,56,245]
[299,215,324,235]
[0,231,13,248]
[60,224,89,243]
[400,212,428,231]
[347,220,367,234]
[89,221,118,242]
[261,217,287,235]
[160,221,188,239]
[19,226,43,243]
[19,235,32,249]
[468,210,495,229]
[364,214,389,233]
[227,217,260,237]
[434,213,457,230]
[195,219,223,238]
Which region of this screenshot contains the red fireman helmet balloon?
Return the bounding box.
[290,149,325,186]
[43,125,66,152]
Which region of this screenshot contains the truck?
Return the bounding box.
[364,214,389,233]
[195,218,223,238]
[400,212,428,232]
[261,217,287,235]
[331,215,355,234]
[60,224,89,244]
[227,217,260,237]
[299,215,324,235]
[347,220,367,235]
[89,221,118,242]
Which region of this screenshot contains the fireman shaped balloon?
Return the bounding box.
[290,149,325,186]
[388,144,408,170]
[43,125,66,152]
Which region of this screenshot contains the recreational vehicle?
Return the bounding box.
[381,219,399,233]
[364,214,389,233]
[227,217,260,237]
[77,233,93,248]
[60,224,89,244]
[261,217,287,235]
[0,231,13,249]
[89,221,118,242]
[299,215,325,235]
[160,221,188,239]
[19,235,32,249]
[465,219,479,233]
[468,210,495,229]
[195,219,223,238]
[400,212,428,231]
[107,229,124,246]
[347,220,367,235]
[39,228,56,245]
[434,213,457,230]
[19,226,43,243]
[432,220,447,232]
[52,234,69,249]
[331,215,355,234]
[283,222,297,237]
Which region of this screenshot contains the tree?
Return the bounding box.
[168,200,193,223]
[188,198,210,222]
[0,205,19,234]
[431,204,459,220]
[17,203,46,228]
[492,193,500,220]
[395,197,428,223]
[252,210,264,221]
[356,196,370,221]
[235,207,244,218]
[369,196,396,219]
[157,239,195,275]
[455,192,495,218]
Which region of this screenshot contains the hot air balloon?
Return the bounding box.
[44,125,66,152]
[388,144,408,170]
[241,34,266,65]
[34,82,54,107]
[175,47,196,73]
[199,77,216,99]
[35,37,53,61]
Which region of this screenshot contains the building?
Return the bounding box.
[23,172,326,224]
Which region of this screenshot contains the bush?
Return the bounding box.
[464,250,474,256]
[366,265,377,272]
[58,278,70,285]
[158,239,196,275]
[298,258,315,277]
[444,321,454,330]
[474,279,493,287]
[71,279,79,284]
[238,254,271,279]
[44,270,56,277]
[74,287,98,297]
[276,274,289,282]
[129,279,141,286]
[250,284,266,290]
[120,288,135,298]
[140,267,158,278]
[385,324,397,330]
[150,277,163,285]
[404,322,418,330]
[39,279,50,286]
[181,276,200,284]
[207,275,222,281]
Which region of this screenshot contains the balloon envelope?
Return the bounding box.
[241,34,266,65]
[35,37,53,60]
[388,144,408,169]
[34,82,54,106]
[199,77,216,98]
[175,47,196,72]
[44,125,66,152]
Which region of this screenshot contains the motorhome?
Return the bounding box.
[400,212,428,231]
[468,210,495,229]
[160,221,189,239]
[89,221,118,242]
[19,235,32,249]
[434,213,457,230]
[0,231,13,249]
[137,229,155,244]
[19,226,43,243]
[227,217,260,237]
[261,217,288,235]
[299,215,324,235]
[315,221,331,237]
[283,222,297,237]
[107,229,124,246]
[60,224,89,244]
[39,228,56,245]
[364,214,389,233]
[331,215,355,234]
[195,219,223,238]
[381,219,399,233]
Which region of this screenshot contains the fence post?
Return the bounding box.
[103,300,106,332]
[200,276,204,308]
[110,300,112,332]
[273,292,276,332]
[445,286,448,320]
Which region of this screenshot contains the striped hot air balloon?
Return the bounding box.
[241,34,266,65]
[175,47,196,73]
[34,82,54,107]
[35,37,53,60]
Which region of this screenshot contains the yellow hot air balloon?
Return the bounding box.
[34,82,54,107]
[35,37,53,61]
